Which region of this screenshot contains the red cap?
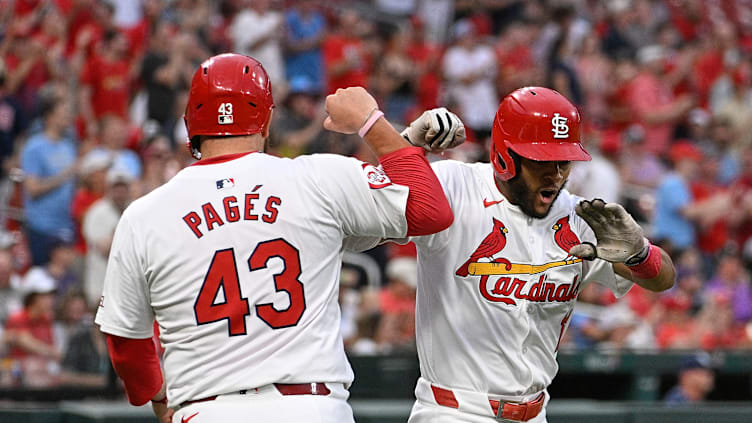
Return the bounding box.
[669,141,703,163]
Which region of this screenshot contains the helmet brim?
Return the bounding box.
[508,141,591,162]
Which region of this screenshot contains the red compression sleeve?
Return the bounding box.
[379,146,453,236]
[105,334,164,406]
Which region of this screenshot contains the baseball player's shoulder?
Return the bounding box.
[292,152,361,169]
[117,184,168,225]
[557,189,582,211]
[430,159,490,183]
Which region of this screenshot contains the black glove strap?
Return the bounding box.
[625,243,650,266]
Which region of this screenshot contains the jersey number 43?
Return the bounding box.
[193,238,305,336]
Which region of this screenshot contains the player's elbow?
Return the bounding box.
[405,204,454,236]
[656,266,676,292]
[434,207,454,233]
[105,334,164,406]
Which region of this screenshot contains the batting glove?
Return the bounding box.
[401,108,466,152]
[569,199,650,264]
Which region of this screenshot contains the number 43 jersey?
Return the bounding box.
[95,152,409,406]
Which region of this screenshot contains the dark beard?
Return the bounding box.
[505,176,567,219]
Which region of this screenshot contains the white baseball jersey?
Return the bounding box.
[95,151,409,407]
[411,160,633,397]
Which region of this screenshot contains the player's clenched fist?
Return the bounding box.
[402,108,466,152]
[324,87,379,134]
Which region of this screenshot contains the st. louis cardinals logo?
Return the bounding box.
[551,113,569,139]
[361,163,392,189]
[455,218,510,277]
[552,215,581,257]
[457,218,583,306]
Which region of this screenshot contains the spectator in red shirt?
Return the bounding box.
[689,149,729,257]
[626,45,695,156]
[322,8,370,94]
[78,29,133,137]
[696,292,751,349]
[655,293,697,349]
[376,257,417,352]
[692,21,736,108]
[2,275,60,362]
[66,0,112,65]
[2,30,57,114]
[730,148,752,255]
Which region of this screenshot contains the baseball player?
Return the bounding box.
[398,87,676,422]
[94,53,461,423]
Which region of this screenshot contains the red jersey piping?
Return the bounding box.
[190,151,258,166]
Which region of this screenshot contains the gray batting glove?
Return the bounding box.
[401,108,466,152]
[569,199,649,264]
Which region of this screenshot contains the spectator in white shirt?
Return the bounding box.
[442,19,499,141]
[82,169,134,308]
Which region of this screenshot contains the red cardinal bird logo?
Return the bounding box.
[552,216,581,256]
[456,218,510,277]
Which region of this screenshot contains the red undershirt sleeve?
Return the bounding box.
[379,146,453,236]
[105,334,164,406]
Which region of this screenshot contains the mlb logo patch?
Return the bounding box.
[218,115,234,125]
[216,178,235,189]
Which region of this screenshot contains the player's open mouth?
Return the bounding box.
[539,188,557,204]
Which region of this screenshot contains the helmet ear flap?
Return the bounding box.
[187,137,202,160]
[491,142,517,181]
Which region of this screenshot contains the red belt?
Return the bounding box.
[431,384,544,422]
[181,383,331,407]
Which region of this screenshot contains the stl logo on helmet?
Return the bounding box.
[551,113,569,139]
[218,102,234,125]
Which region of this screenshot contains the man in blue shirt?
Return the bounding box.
[284,0,326,94]
[664,353,715,405]
[653,143,703,253]
[20,94,78,265]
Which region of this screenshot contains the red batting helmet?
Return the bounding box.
[490,87,591,181]
[184,53,274,159]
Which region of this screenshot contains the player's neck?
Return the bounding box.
[200,135,265,160]
[494,175,514,203]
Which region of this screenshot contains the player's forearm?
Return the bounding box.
[614,247,675,292]
[379,146,454,236]
[105,334,164,406]
[363,117,412,157]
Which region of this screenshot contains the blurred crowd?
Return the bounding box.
[0,0,751,389]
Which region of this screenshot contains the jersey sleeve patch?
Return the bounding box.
[361,163,392,189]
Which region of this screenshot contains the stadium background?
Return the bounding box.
[0,0,751,421]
